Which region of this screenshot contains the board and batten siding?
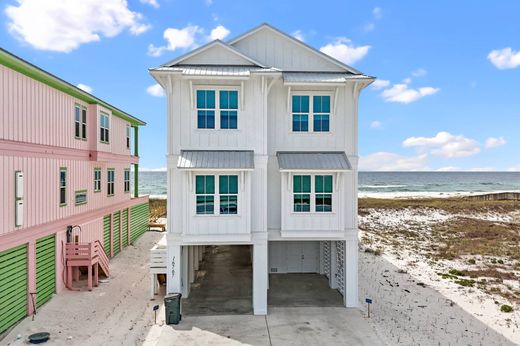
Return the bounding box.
[0,64,132,153]
[130,202,149,243]
[35,234,56,308]
[0,155,131,236]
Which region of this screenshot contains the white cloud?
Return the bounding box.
[467,167,496,172]
[292,30,304,42]
[403,131,480,158]
[411,68,427,77]
[371,79,390,90]
[402,77,412,84]
[140,167,167,172]
[487,48,520,69]
[320,38,370,65]
[77,83,93,93]
[372,7,383,19]
[205,0,214,5]
[363,23,375,33]
[485,136,506,149]
[508,165,520,172]
[148,24,201,57]
[360,152,428,171]
[147,83,164,97]
[381,83,439,104]
[210,25,230,40]
[370,120,382,129]
[5,0,150,53]
[140,0,159,8]
[436,166,461,172]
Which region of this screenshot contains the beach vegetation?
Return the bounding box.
[454,279,476,287]
[448,269,465,276]
[500,304,513,313]
[467,258,476,264]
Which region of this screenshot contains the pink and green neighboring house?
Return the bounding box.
[0,48,149,334]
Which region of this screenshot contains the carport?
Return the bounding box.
[182,245,253,315]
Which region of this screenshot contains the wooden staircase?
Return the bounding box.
[65,241,110,291]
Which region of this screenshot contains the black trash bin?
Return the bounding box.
[164,293,182,325]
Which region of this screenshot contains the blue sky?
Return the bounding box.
[2,0,520,171]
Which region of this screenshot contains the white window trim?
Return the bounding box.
[74,104,87,140]
[124,168,131,193]
[100,111,110,144]
[193,86,241,131]
[288,91,334,134]
[291,173,335,214]
[126,125,131,149]
[192,172,242,217]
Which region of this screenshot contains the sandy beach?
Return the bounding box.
[359,197,520,345]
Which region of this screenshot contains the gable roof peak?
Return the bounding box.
[228,23,363,75]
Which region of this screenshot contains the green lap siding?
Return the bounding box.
[122,209,129,248]
[0,244,28,334]
[36,234,56,308]
[103,214,111,257]
[113,211,121,256]
[130,202,149,243]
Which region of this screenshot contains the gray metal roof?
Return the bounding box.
[150,65,279,76]
[283,72,373,84]
[277,152,351,171]
[178,150,254,170]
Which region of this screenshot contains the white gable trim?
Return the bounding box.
[228,23,362,75]
[160,40,266,68]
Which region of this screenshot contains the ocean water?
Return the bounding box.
[139,171,520,198]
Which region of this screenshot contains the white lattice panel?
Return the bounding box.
[335,241,345,295]
[322,241,331,279]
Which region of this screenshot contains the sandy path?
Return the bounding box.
[359,251,515,346]
[1,232,164,346]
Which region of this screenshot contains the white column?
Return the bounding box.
[181,246,189,297]
[330,241,338,289]
[198,245,203,262]
[166,243,181,294]
[253,242,268,315]
[345,236,358,307]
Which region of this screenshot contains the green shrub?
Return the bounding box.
[467,259,476,265]
[497,259,504,264]
[449,269,465,276]
[500,304,513,313]
[454,279,475,287]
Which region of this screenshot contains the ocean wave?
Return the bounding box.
[361,184,409,189]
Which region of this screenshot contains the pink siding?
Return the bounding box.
[0,156,133,236]
[0,65,131,153]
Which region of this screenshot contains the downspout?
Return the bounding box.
[133,126,139,198]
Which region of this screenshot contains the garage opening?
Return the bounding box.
[182,245,253,315]
[268,241,344,307]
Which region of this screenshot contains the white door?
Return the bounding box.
[286,242,303,272]
[301,241,319,272]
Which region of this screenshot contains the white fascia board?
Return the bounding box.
[178,168,254,172]
[278,169,351,173]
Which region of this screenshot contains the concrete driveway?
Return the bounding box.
[143,306,386,346]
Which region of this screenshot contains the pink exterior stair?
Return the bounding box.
[65,241,109,291]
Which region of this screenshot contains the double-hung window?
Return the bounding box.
[100,112,110,143]
[124,169,130,193]
[315,175,333,212]
[292,95,331,132]
[197,90,216,129]
[313,96,330,132]
[126,125,131,149]
[59,168,67,206]
[94,168,101,192]
[219,91,238,129]
[219,175,238,214]
[75,104,87,139]
[196,175,215,214]
[293,175,311,212]
[107,169,115,196]
[293,175,333,212]
[292,96,309,132]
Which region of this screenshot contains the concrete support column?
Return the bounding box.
[330,241,338,289]
[188,246,195,284]
[198,245,203,262]
[166,243,181,294]
[253,242,268,315]
[345,236,359,307]
[194,246,199,271]
[182,246,189,297]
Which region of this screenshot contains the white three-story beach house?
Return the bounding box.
[149,23,373,315]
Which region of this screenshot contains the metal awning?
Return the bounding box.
[276,152,351,171]
[177,150,254,170]
[283,72,373,85]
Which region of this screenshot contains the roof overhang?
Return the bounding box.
[277,152,352,172]
[178,150,255,170]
